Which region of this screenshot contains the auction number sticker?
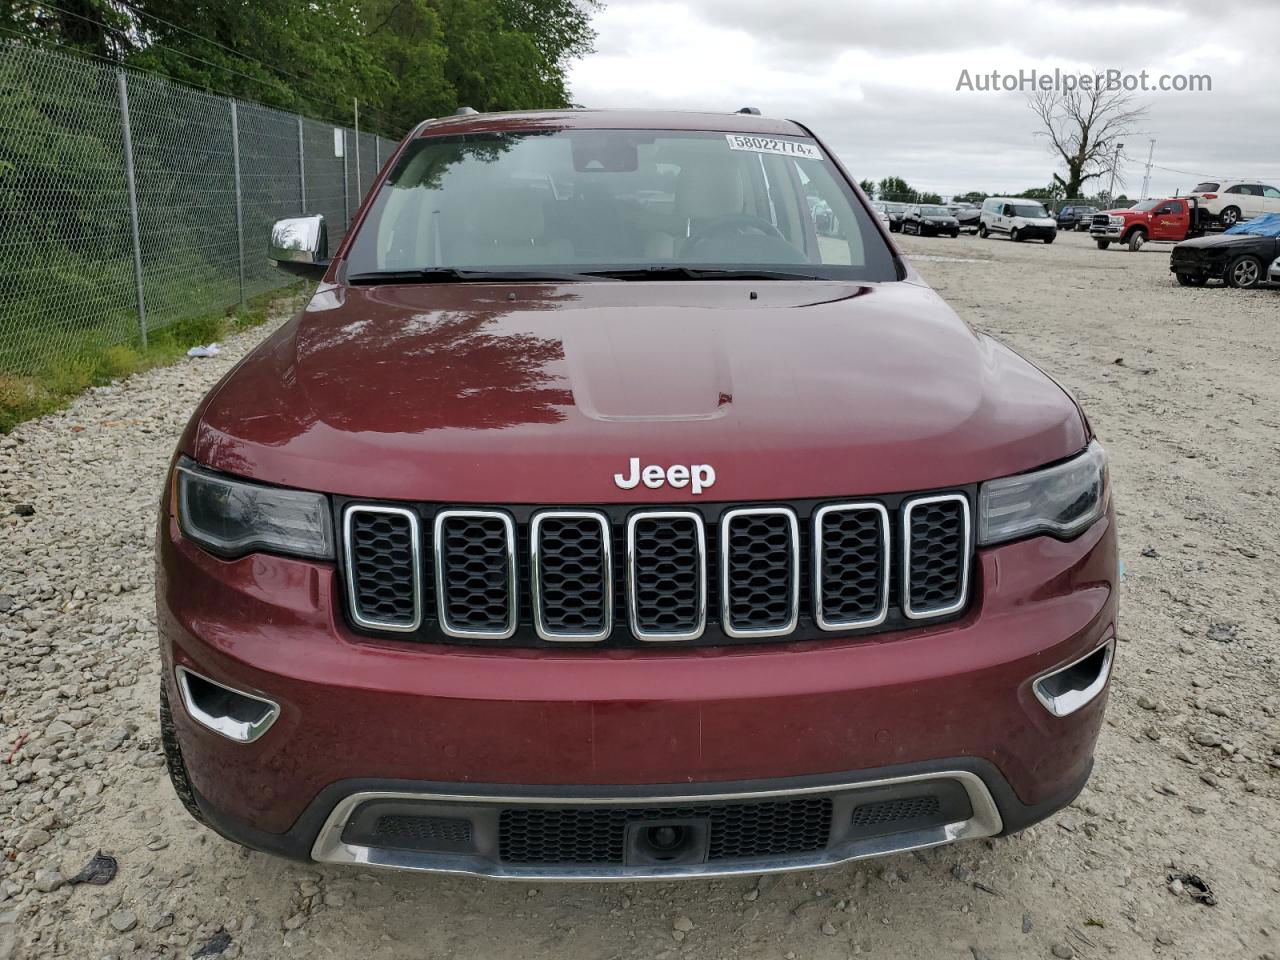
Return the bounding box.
[725,134,823,160]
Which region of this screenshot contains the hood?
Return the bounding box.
[1099,208,1134,217]
[193,280,1087,503]
[1176,233,1279,251]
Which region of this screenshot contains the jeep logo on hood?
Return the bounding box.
[614,458,716,495]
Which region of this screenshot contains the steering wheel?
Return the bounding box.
[684,214,786,251]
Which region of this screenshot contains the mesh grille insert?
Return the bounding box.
[851,795,940,827]
[498,797,832,864]
[437,512,514,635]
[373,815,473,847]
[906,498,968,615]
[534,514,610,638]
[346,509,418,628]
[816,506,887,627]
[629,513,703,638]
[722,510,797,634]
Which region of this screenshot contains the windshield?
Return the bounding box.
[345,129,897,281]
[1010,203,1049,218]
[919,206,951,217]
[1192,182,1219,193]
[1130,199,1163,213]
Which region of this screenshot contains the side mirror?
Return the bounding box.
[269,215,329,279]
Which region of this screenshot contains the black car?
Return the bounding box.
[948,204,981,233]
[1170,232,1280,288]
[878,201,908,233]
[902,204,960,237]
[1057,205,1098,231]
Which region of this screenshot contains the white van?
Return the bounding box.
[979,198,1058,243]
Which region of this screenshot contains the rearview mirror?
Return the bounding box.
[269,215,329,279]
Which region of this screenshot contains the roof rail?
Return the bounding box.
[454,106,479,116]
[736,106,761,115]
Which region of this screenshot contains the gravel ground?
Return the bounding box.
[2,231,1278,960]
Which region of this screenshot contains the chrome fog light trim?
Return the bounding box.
[1032,637,1115,718]
[175,666,280,743]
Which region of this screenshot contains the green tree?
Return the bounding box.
[918,192,943,205]
[858,178,876,198]
[877,176,914,202]
[0,0,602,134]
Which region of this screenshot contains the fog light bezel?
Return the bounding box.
[175,666,280,743]
[1032,636,1115,718]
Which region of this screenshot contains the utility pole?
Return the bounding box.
[1140,139,1156,199]
[1107,142,1125,202]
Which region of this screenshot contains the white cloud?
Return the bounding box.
[569,0,1280,198]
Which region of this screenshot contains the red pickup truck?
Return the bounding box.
[156,108,1117,880]
[1089,196,1212,251]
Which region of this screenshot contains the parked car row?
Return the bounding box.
[873,184,1278,291]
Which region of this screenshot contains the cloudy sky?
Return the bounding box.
[568,0,1280,200]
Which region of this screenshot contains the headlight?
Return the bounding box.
[978,442,1108,545]
[175,457,333,559]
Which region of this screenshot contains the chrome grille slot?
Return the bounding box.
[720,507,799,638]
[902,494,971,619]
[434,510,518,638]
[343,506,421,632]
[813,503,889,630]
[531,511,612,642]
[626,511,706,641]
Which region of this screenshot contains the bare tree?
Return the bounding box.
[1028,86,1147,200]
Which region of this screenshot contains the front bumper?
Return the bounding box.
[1015,225,1057,240]
[157,507,1117,877]
[1170,253,1227,280]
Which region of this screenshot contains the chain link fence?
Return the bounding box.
[0,43,398,378]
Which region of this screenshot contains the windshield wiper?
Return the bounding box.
[347,267,621,285]
[582,266,825,281]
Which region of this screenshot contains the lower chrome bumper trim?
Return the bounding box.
[309,770,1004,880]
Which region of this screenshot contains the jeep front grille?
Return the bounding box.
[340,493,972,646]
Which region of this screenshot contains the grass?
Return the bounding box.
[0,284,304,434]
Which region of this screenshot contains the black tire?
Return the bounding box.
[1096,239,1111,250]
[1127,229,1146,252]
[1220,206,1242,227]
[160,683,209,826]
[1044,235,1055,245]
[1010,227,1022,242]
[1226,254,1264,289]
[978,224,989,238]
[949,230,959,238]
[1175,273,1208,287]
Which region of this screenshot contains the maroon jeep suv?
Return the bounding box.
[156,109,1117,879]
